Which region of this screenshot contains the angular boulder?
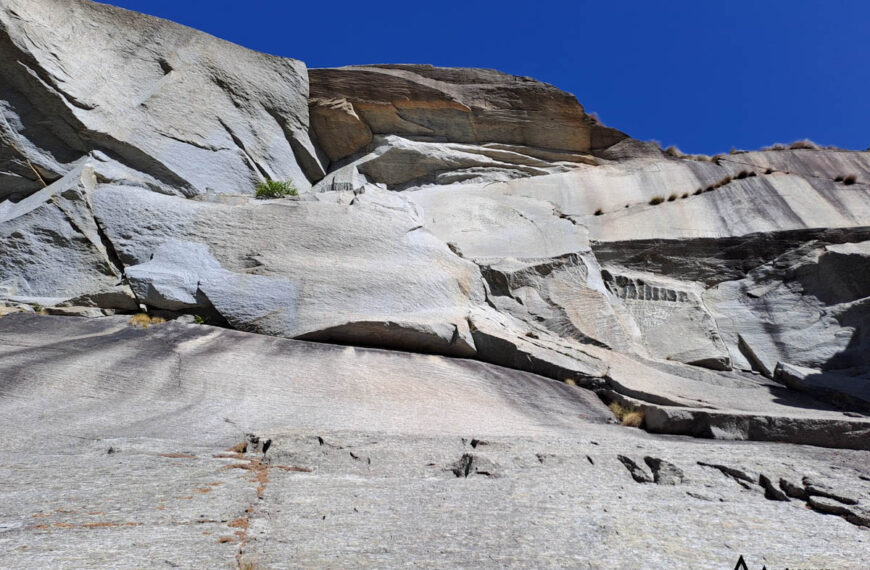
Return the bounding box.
[309,64,627,163]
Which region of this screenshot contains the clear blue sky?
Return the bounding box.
[99,0,868,155]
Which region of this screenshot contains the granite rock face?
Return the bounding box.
[0,0,322,201]
[1,1,870,566]
[2,0,869,441]
[1,315,869,568]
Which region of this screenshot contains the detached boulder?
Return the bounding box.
[309,98,373,163]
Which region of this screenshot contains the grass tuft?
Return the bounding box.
[648,196,665,205]
[842,174,857,185]
[255,180,298,199]
[594,208,603,216]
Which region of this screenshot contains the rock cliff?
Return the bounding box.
[1,1,869,567]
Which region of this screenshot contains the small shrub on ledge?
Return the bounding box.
[649,196,665,205]
[608,402,645,428]
[255,179,298,199]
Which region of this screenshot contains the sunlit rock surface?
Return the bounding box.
[1,1,869,567]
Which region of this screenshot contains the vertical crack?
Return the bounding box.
[218,118,271,182]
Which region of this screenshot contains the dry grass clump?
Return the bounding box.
[762,143,787,151]
[681,192,689,199]
[788,139,820,150]
[763,140,820,151]
[28,303,49,315]
[667,193,678,202]
[594,208,603,216]
[608,402,645,428]
[662,147,712,162]
[128,313,166,328]
[648,196,665,205]
[229,441,248,453]
[693,188,703,196]
[842,174,857,185]
[702,176,733,193]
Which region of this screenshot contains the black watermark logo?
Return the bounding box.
[734,555,764,570]
[734,554,833,570]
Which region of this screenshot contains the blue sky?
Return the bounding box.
[99,0,868,154]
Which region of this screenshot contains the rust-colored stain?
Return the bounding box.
[207,482,223,486]
[159,453,196,459]
[82,522,142,528]
[88,511,106,516]
[194,487,212,493]
[213,452,245,460]
[156,504,165,511]
[217,536,236,544]
[27,522,141,531]
[228,518,249,530]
